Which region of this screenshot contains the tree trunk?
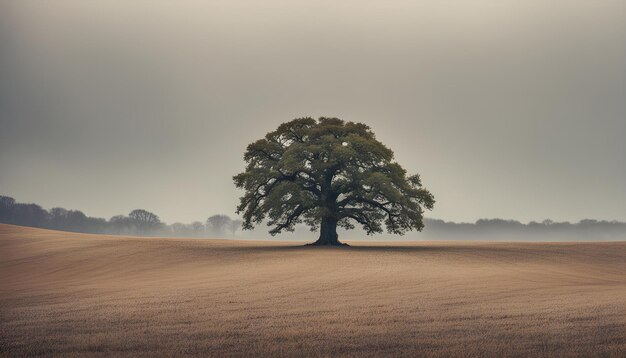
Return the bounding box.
[309,217,346,246]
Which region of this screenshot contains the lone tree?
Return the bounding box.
[234,117,435,246]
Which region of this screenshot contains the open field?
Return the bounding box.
[0,224,625,357]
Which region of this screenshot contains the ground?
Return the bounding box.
[0,224,624,357]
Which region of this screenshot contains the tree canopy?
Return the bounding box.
[128,209,162,233]
[233,117,435,245]
[206,214,231,235]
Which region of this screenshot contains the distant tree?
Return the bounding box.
[0,196,15,207]
[170,222,189,236]
[228,219,243,236]
[128,209,162,233]
[65,210,87,231]
[0,196,16,222]
[109,215,129,224]
[191,221,205,236]
[168,221,205,237]
[49,207,69,229]
[11,203,49,227]
[129,209,160,224]
[234,117,435,245]
[83,216,108,233]
[206,214,231,236]
[49,207,68,219]
[109,215,133,234]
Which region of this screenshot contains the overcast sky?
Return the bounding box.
[1,0,624,224]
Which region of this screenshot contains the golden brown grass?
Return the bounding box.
[0,224,625,357]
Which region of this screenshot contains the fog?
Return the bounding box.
[3,194,625,241]
[1,1,625,225]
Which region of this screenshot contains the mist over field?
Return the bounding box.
[3,194,626,242]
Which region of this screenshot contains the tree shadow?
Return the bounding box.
[220,242,473,254]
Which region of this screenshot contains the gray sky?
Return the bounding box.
[1,0,625,224]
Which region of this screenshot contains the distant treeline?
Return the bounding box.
[1,195,625,240]
[420,218,626,241]
[0,195,241,237]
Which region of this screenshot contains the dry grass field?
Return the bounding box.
[0,224,624,357]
